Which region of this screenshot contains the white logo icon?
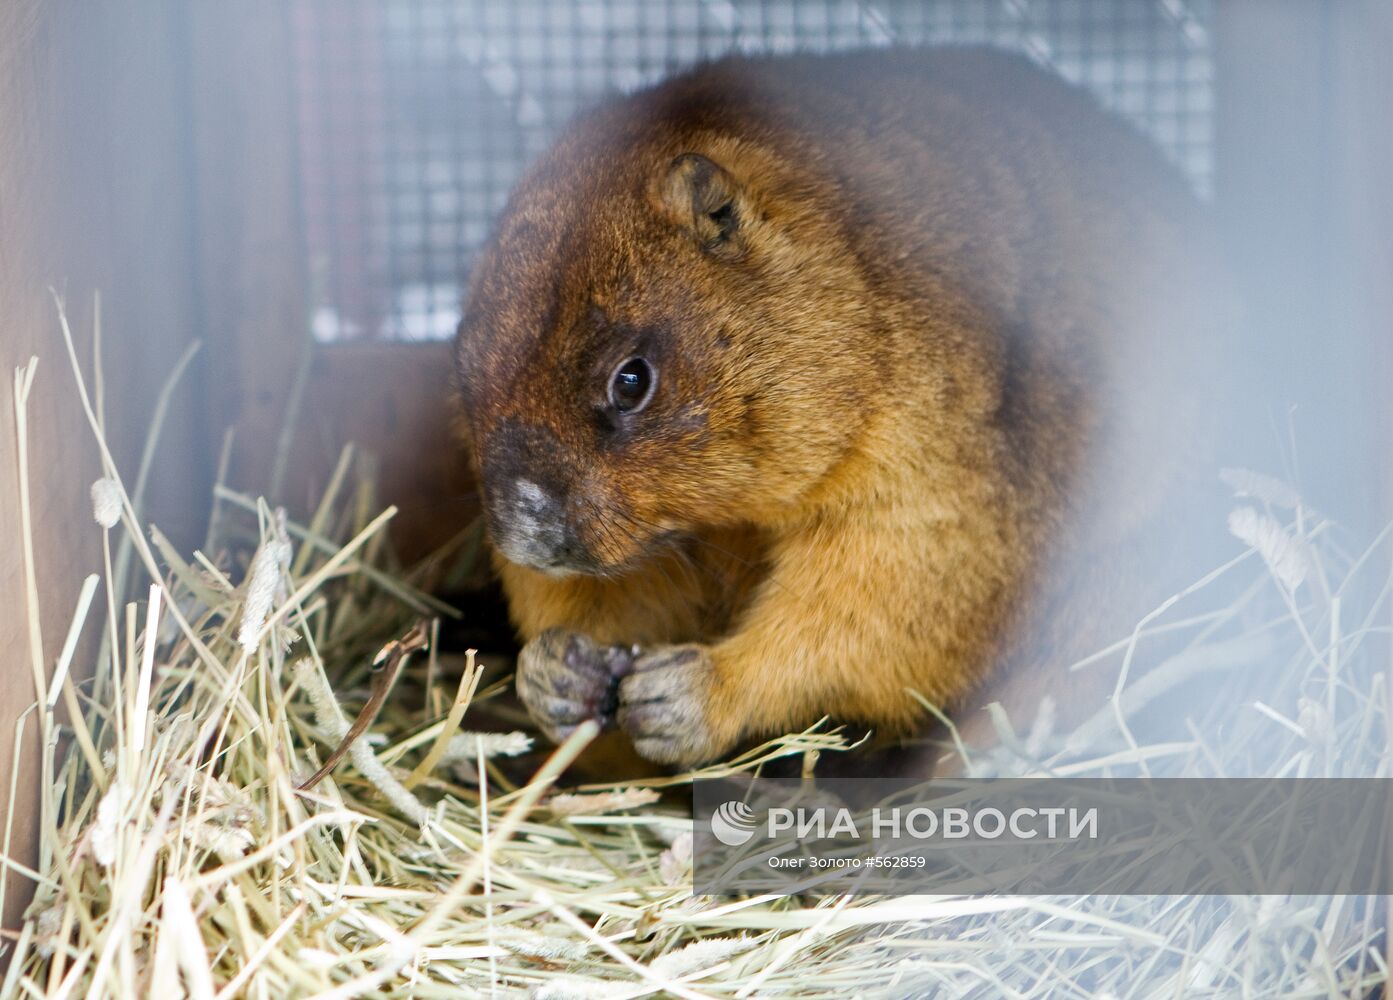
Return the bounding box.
[710,800,758,846]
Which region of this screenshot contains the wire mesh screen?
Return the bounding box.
[290,0,1214,342]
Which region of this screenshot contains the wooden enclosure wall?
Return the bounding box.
[189,5,474,563]
[0,1,204,931]
[1215,0,1393,529]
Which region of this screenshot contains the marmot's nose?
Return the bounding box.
[481,422,589,574]
[491,478,568,567]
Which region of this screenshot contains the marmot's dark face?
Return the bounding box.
[455,129,880,576]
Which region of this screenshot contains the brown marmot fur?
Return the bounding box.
[453,47,1230,766]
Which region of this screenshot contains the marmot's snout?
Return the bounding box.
[480,422,591,577]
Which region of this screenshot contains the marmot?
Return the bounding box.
[453,47,1230,766]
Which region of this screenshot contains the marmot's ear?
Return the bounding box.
[658,153,746,258]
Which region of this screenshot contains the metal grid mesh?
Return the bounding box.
[290,0,1214,342]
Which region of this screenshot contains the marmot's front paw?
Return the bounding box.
[516,628,637,744]
[617,645,727,766]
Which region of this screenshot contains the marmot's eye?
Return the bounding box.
[608,357,656,413]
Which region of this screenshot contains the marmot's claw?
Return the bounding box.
[617,645,719,766]
[516,628,629,742]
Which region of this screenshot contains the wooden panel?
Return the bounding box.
[0,0,204,931]
[1325,1,1393,523]
[276,342,478,563]
[187,6,477,561]
[187,3,311,503]
[1214,0,1390,527]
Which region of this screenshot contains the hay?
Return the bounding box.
[3,296,1389,998]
